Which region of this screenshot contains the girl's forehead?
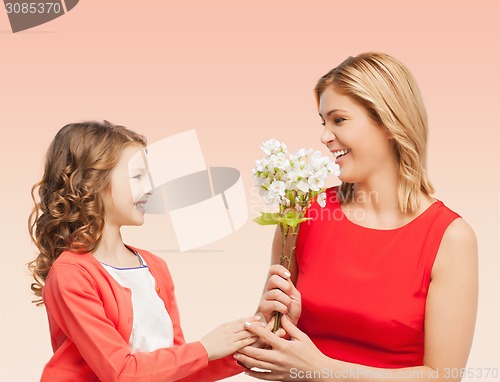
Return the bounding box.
[127,147,148,170]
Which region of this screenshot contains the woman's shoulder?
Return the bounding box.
[432,197,461,218]
[441,216,476,243]
[431,215,477,279]
[423,196,476,272]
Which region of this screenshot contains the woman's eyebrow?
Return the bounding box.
[319,109,348,118]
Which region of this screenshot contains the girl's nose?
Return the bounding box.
[143,173,154,196]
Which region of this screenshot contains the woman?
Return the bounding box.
[29,121,260,381]
[236,52,478,381]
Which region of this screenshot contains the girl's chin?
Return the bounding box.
[134,204,145,213]
[128,214,145,226]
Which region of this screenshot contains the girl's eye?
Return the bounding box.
[133,175,142,180]
[321,120,326,126]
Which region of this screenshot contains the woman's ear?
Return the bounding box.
[384,126,394,140]
[377,122,393,140]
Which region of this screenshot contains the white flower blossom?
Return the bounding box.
[271,152,290,171]
[327,161,341,177]
[297,180,310,193]
[308,174,324,192]
[315,166,329,180]
[297,166,313,179]
[317,192,327,207]
[254,159,265,173]
[261,139,288,156]
[294,148,313,158]
[253,139,334,217]
[264,193,280,207]
[286,170,299,183]
[269,180,286,197]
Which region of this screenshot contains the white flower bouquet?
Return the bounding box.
[252,138,339,331]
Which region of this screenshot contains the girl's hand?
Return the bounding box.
[235,315,324,381]
[259,265,302,325]
[241,316,287,353]
[199,316,261,361]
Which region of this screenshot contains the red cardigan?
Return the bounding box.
[41,245,244,381]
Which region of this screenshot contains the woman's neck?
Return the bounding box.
[343,159,435,229]
[351,158,401,216]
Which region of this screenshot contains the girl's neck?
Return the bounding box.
[92,223,140,267]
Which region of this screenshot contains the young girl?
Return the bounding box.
[29,121,259,381]
[237,52,478,381]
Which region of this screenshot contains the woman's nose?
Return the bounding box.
[320,126,336,146]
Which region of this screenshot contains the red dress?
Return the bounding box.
[295,186,461,368]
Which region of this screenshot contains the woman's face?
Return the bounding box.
[102,144,154,227]
[318,86,394,184]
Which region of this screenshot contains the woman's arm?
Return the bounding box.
[238,218,479,382]
[422,217,478,377]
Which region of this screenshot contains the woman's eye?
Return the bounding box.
[321,118,345,126]
[133,175,142,180]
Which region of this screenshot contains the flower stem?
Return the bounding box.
[273,224,300,333]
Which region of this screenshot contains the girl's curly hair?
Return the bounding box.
[28,120,147,304]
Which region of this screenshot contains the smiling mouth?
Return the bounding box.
[134,201,147,210]
[333,148,351,159]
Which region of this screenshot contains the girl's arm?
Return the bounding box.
[238,218,478,382]
[43,261,250,382]
[165,277,248,382]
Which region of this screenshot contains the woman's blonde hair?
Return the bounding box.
[314,52,434,213]
[28,120,146,304]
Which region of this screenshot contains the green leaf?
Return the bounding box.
[275,210,311,228]
[309,188,326,200]
[253,212,280,226]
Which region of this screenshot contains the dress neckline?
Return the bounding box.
[335,188,441,232]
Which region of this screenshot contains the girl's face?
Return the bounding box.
[103,144,154,227]
[318,86,395,184]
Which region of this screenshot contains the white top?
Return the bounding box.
[100,252,174,353]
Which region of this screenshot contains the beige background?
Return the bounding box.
[0,1,498,380]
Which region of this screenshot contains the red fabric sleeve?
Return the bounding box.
[158,259,245,381]
[176,356,245,382]
[42,262,210,382]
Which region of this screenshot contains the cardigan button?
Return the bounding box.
[156,287,161,293]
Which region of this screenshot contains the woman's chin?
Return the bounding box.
[338,171,348,182]
[337,168,356,184]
